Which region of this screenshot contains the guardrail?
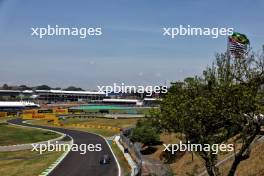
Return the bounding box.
[119,129,171,176]
[115,136,139,176]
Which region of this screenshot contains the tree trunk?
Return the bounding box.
[228,156,241,176]
[205,157,219,176]
[228,124,260,176]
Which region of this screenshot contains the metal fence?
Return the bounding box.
[120,130,171,176]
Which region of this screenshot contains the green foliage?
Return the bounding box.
[153,49,264,176]
[63,86,84,91]
[36,85,51,90]
[130,120,160,146]
[2,84,10,90]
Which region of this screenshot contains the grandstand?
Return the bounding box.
[0,101,40,112]
[102,98,143,106]
[34,90,105,103]
[0,89,106,103]
[0,90,160,106]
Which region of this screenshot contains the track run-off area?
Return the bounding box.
[8,118,120,176]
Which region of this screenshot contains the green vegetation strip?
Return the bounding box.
[0,124,60,146]
[0,150,63,176]
[111,143,131,176]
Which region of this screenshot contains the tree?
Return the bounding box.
[19,85,32,90]
[64,86,84,91]
[130,120,160,147]
[36,85,51,90]
[153,48,264,176]
[2,84,9,90]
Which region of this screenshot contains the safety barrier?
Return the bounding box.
[120,130,171,176]
[21,108,69,125]
[115,136,139,176]
[0,112,8,118]
[22,108,68,117]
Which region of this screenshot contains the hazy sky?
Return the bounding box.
[0,0,263,89]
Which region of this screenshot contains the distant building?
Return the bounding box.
[102,98,160,106]
[0,90,160,106]
[0,90,106,103]
[0,101,39,112]
[34,90,105,103]
[102,98,143,106]
[0,90,21,100]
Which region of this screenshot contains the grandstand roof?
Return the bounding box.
[0,101,39,107]
[35,90,105,95]
[102,98,139,103]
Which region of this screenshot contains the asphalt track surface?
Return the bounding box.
[8,119,119,176]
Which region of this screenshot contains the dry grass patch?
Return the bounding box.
[62,117,138,129]
[218,141,264,176]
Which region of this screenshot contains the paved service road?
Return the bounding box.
[8,119,119,176]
